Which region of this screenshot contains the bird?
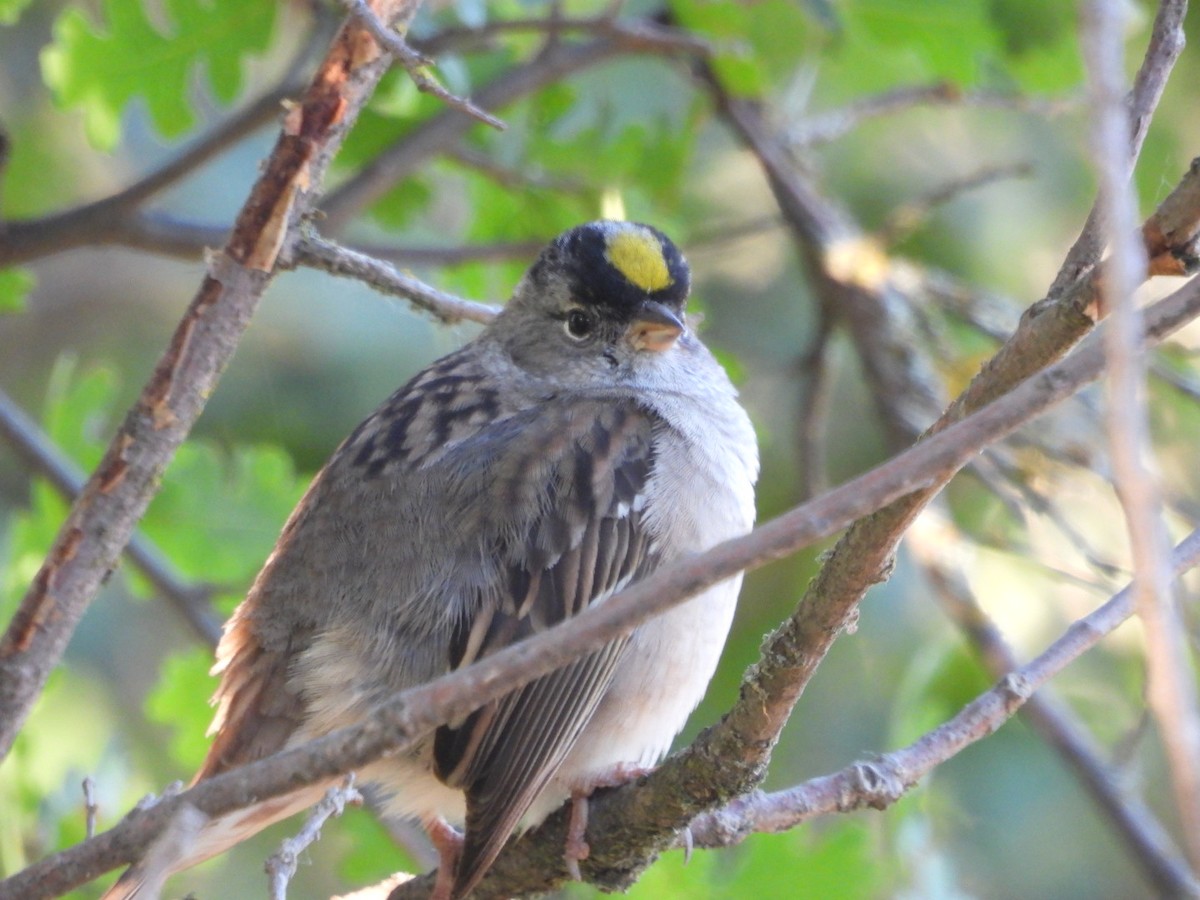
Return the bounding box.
[105,219,758,899]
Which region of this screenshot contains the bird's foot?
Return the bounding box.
[564,763,655,880]
[426,818,463,900]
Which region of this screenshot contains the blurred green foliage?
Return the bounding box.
[0,269,32,313]
[2,0,1199,898]
[40,0,276,149]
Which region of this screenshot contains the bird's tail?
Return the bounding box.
[101,782,331,899]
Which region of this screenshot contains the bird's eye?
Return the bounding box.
[565,309,594,340]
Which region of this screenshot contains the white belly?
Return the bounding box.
[531,576,741,814]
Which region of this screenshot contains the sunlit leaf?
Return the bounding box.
[40,0,276,149]
[140,441,303,592]
[145,647,216,769]
[0,0,34,26]
[0,268,33,313]
[889,639,990,747]
[337,807,421,885]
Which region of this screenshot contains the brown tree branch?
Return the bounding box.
[0,0,413,760]
[290,233,501,324]
[1144,156,1200,275]
[341,0,505,130]
[0,86,295,268]
[0,386,221,646]
[1049,0,1189,296]
[1083,0,1200,871]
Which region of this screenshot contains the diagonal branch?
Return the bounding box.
[0,85,296,268]
[1049,0,1188,295]
[290,233,501,324]
[342,0,505,130]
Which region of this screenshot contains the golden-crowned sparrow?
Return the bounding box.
[106,220,758,899]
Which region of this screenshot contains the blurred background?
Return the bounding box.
[3,1,1200,897]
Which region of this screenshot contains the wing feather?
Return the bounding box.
[432,401,659,896]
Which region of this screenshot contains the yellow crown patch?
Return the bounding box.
[605,229,673,292]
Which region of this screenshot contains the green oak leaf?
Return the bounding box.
[0,0,34,25]
[0,268,34,313]
[41,0,276,150]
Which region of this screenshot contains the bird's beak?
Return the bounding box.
[627,300,684,352]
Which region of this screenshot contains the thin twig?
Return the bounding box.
[0,386,222,646]
[267,776,363,900]
[909,515,1192,895]
[787,83,1077,147]
[342,0,505,130]
[1049,0,1188,295]
[290,233,501,324]
[83,777,98,840]
[414,13,712,57]
[0,86,296,268]
[350,238,546,268]
[918,264,1019,342]
[793,309,834,499]
[447,146,587,193]
[1083,0,1200,871]
[53,210,546,268]
[878,161,1035,246]
[688,214,782,250]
